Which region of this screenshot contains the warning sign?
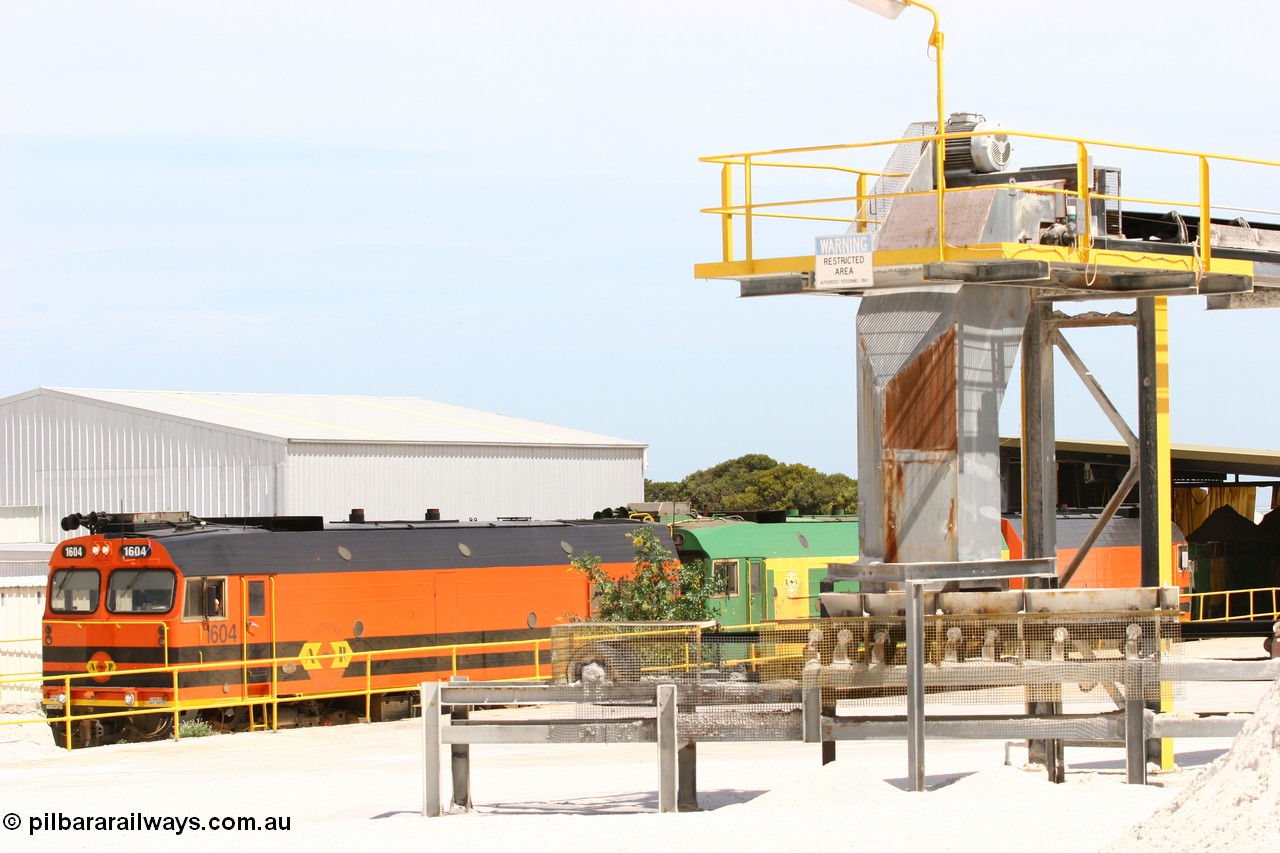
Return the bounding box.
[814,233,874,291]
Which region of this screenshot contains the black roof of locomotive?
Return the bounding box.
[60,512,657,576]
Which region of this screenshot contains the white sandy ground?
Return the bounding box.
[0,637,1273,853]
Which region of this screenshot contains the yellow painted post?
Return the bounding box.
[365,652,373,722]
[720,164,734,262]
[932,25,946,262]
[171,668,180,739]
[62,675,73,750]
[1155,296,1172,588]
[1199,157,1212,270]
[856,173,868,233]
[744,155,754,262]
[1076,142,1091,252]
[1155,295,1175,770]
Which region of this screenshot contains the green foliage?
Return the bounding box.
[568,525,724,622]
[643,480,683,503]
[644,454,857,515]
[178,718,216,739]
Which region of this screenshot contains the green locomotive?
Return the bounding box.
[670,510,861,626]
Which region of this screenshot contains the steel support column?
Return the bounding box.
[422,682,443,817]
[1137,296,1174,770]
[905,581,927,792]
[657,684,677,813]
[1021,298,1056,558]
[1022,298,1063,781]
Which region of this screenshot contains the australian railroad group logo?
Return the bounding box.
[87,651,117,683]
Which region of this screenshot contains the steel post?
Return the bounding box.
[1125,662,1148,784]
[657,683,677,813]
[421,682,442,817]
[1021,298,1056,560]
[905,581,926,792]
[1022,299,1062,781]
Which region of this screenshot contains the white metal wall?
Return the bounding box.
[1,391,647,540]
[2,392,287,542]
[0,562,45,707]
[0,505,40,543]
[284,442,645,522]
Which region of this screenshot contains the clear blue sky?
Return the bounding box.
[2,1,1276,483]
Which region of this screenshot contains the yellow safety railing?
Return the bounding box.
[699,128,1280,272]
[1,633,558,750]
[1185,587,1280,623]
[0,637,41,669]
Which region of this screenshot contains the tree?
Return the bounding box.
[567,525,724,622]
[643,480,684,503]
[644,454,858,515]
[681,453,779,509]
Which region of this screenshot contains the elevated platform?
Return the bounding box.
[696,127,1280,308]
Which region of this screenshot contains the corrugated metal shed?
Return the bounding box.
[1,388,647,543]
[0,545,47,706]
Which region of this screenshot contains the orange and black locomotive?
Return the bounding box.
[42,510,652,747]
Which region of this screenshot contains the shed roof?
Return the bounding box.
[17,388,643,448]
[999,437,1280,479]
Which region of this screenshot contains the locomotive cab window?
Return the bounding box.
[712,559,740,597]
[49,569,100,613]
[107,568,176,614]
[183,578,227,621]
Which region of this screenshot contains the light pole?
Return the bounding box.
[846,1,950,791]
[846,0,946,260]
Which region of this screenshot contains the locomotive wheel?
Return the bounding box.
[125,714,174,743]
[47,722,78,750]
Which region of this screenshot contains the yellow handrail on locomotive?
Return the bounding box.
[27,631,563,748]
[54,620,171,666]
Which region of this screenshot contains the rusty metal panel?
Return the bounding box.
[884,326,957,451]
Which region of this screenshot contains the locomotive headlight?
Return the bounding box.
[53,691,67,704]
[123,692,136,707]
